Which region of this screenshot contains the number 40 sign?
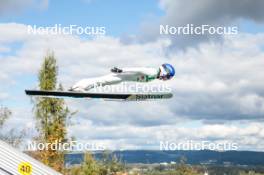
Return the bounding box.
[18,162,32,175]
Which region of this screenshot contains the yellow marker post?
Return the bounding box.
[18,162,32,175]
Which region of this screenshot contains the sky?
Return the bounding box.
[0,0,264,151]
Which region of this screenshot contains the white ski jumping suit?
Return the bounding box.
[70,67,159,91]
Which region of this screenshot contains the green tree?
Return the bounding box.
[34,51,72,172]
[0,106,25,147]
[68,153,102,175]
[68,152,125,175]
[175,156,199,175]
[81,153,102,175]
[100,151,125,174]
[0,106,10,128]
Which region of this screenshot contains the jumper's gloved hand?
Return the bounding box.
[111,67,123,73]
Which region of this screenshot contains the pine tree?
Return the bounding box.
[0,106,24,147]
[34,51,71,172]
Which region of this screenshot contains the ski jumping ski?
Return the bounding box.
[25,90,173,101]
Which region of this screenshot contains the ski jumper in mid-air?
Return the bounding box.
[69,63,175,92]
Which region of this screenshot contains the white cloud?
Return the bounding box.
[0,23,30,43]
[0,93,8,101]
[159,0,264,23]
[0,0,49,16]
[135,0,264,49]
[0,46,10,52]
[1,23,264,150]
[68,121,264,151]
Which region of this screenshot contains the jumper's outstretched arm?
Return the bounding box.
[112,67,159,77]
